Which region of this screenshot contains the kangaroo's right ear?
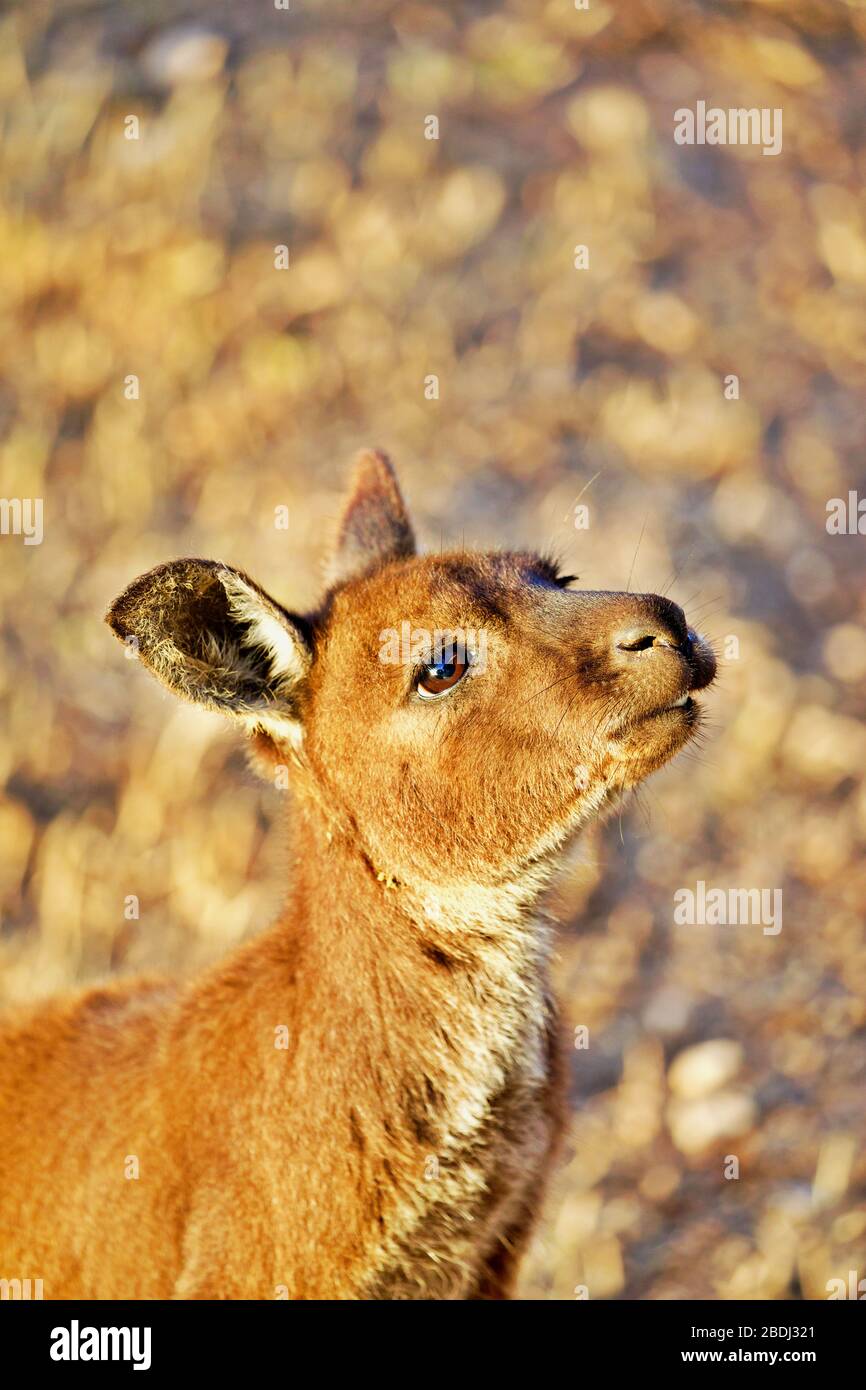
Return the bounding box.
[326,449,416,587]
[106,559,312,743]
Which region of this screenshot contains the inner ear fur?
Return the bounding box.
[105,558,312,723]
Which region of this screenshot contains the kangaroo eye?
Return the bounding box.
[416,652,470,699]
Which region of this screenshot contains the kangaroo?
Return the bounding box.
[0,451,715,1300]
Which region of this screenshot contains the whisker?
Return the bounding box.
[625,512,649,594]
[632,785,653,835]
[517,670,583,709]
[659,544,697,599]
[552,683,584,737]
[675,586,711,611]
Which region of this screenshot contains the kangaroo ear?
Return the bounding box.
[326,449,416,587]
[106,559,312,744]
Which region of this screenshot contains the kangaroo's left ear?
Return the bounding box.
[106,559,312,746]
[326,449,416,587]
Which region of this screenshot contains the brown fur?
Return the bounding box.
[0,451,715,1299]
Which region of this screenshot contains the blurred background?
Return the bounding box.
[1,0,865,1299]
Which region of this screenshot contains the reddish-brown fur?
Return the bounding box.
[0,451,715,1299]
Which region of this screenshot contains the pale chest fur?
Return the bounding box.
[359,891,558,1300]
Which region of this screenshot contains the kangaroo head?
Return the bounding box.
[107,450,715,891]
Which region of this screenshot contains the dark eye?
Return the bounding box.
[416,652,470,699]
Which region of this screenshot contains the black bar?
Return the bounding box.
[1,1297,860,1374]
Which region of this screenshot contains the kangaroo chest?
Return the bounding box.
[359,969,559,1300]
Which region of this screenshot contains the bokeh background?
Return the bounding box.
[2,0,866,1299]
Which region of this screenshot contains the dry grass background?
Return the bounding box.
[1,0,866,1299]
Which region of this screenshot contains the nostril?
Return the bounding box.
[613,601,691,656]
[615,626,694,655]
[616,630,658,652]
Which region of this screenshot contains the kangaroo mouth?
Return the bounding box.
[616,671,712,734]
[630,691,700,727]
[625,643,716,732]
[608,655,714,779]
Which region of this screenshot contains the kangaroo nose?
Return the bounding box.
[612,597,691,656]
[607,594,716,692]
